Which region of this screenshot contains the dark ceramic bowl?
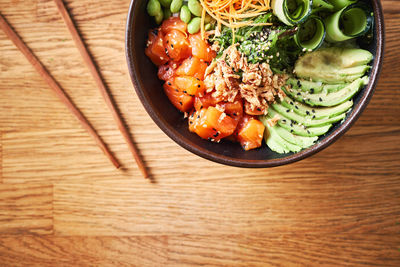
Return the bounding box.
[126,0,385,168]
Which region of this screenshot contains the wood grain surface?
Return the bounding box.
[0,0,399,266]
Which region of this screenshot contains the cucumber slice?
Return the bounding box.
[272,0,312,26]
[325,3,373,42]
[312,0,334,11]
[328,0,357,10]
[294,16,326,51]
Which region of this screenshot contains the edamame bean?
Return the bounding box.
[180,5,191,23]
[188,0,203,17]
[154,11,164,24]
[204,14,212,24]
[204,23,211,31]
[147,0,162,17]
[170,0,183,13]
[187,17,201,34]
[164,8,172,19]
[159,0,172,8]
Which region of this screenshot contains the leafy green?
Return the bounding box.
[210,13,303,72]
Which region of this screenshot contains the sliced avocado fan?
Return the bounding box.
[294,47,373,83]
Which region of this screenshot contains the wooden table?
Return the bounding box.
[0,0,399,265]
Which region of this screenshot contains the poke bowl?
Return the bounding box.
[126,0,384,167]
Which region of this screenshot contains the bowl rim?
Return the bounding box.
[125,0,385,168]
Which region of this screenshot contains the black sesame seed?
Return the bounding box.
[297,92,301,96]
[212,128,217,131]
[183,90,187,93]
[175,89,179,92]
[197,84,201,88]
[306,111,310,115]
[295,105,299,109]
[197,115,200,119]
[312,109,315,113]
[166,67,170,71]
[196,78,200,81]
[233,112,237,116]
[167,82,172,85]
[290,101,294,105]
[286,109,290,113]
[200,105,203,109]
[282,119,286,123]
[290,129,294,133]
[310,88,314,93]
[179,101,182,105]
[312,115,316,119]
[213,132,219,137]
[189,121,193,124]
[297,81,301,87]
[319,97,323,102]
[257,108,261,111]
[307,130,310,134]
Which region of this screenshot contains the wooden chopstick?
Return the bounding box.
[53,0,149,179]
[0,13,120,169]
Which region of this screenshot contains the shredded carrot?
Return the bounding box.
[199,0,272,42]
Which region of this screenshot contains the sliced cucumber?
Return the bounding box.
[272,0,312,26]
[294,16,326,51]
[328,0,357,10]
[325,3,373,42]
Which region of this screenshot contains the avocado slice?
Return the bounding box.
[280,97,353,119]
[260,115,317,148]
[265,133,289,154]
[287,78,347,94]
[294,47,373,83]
[295,64,370,83]
[282,76,369,107]
[267,108,332,137]
[270,104,346,127]
[265,123,302,153]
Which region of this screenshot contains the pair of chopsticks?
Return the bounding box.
[0,0,149,178]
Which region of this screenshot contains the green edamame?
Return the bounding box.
[147,0,162,17]
[180,5,191,23]
[204,14,212,24]
[154,11,164,24]
[159,0,172,8]
[170,0,183,13]
[164,8,172,19]
[188,0,203,17]
[187,17,201,34]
